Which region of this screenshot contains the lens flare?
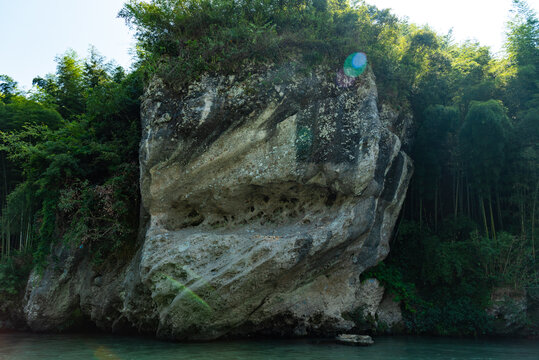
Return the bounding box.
[343,52,367,77]
[164,274,213,312]
[94,346,122,360]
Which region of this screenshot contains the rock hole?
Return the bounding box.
[325,192,337,207]
[186,208,204,226]
[190,217,204,226]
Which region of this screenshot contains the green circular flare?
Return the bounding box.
[343,52,367,77]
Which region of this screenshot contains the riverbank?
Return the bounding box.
[1,333,538,359]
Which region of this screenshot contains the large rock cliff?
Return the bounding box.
[16,64,413,339]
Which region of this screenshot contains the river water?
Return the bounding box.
[0,333,537,359]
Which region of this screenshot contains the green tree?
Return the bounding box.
[1,50,142,264]
[412,105,458,229]
[0,75,18,104]
[83,46,112,89]
[504,0,539,114]
[459,100,510,239]
[32,50,85,119]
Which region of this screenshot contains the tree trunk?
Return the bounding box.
[496,190,503,230]
[489,192,496,243]
[481,197,489,239]
[532,180,538,264]
[419,198,423,231]
[434,184,438,231]
[454,173,459,218]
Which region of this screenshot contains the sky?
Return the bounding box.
[1,0,538,90]
[0,0,134,90]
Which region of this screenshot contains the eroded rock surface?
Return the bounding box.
[352,278,403,333]
[18,64,412,339]
[136,64,412,339]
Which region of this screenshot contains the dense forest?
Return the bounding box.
[1,0,537,336]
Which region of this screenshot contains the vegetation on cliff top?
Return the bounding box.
[0,0,537,335]
[119,0,438,104]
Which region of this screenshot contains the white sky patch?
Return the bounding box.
[0,0,134,90]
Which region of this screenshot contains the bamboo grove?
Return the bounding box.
[0,48,142,278]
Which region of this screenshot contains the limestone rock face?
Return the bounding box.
[376,292,403,332]
[21,245,157,334]
[353,278,403,333]
[18,64,412,339]
[136,64,412,339]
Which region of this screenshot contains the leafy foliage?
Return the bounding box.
[459,100,511,195]
[0,50,142,268]
[370,219,535,336]
[373,9,539,324]
[393,4,538,337]
[0,252,32,313]
[0,75,18,104]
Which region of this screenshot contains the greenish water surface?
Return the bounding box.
[0,333,537,359]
